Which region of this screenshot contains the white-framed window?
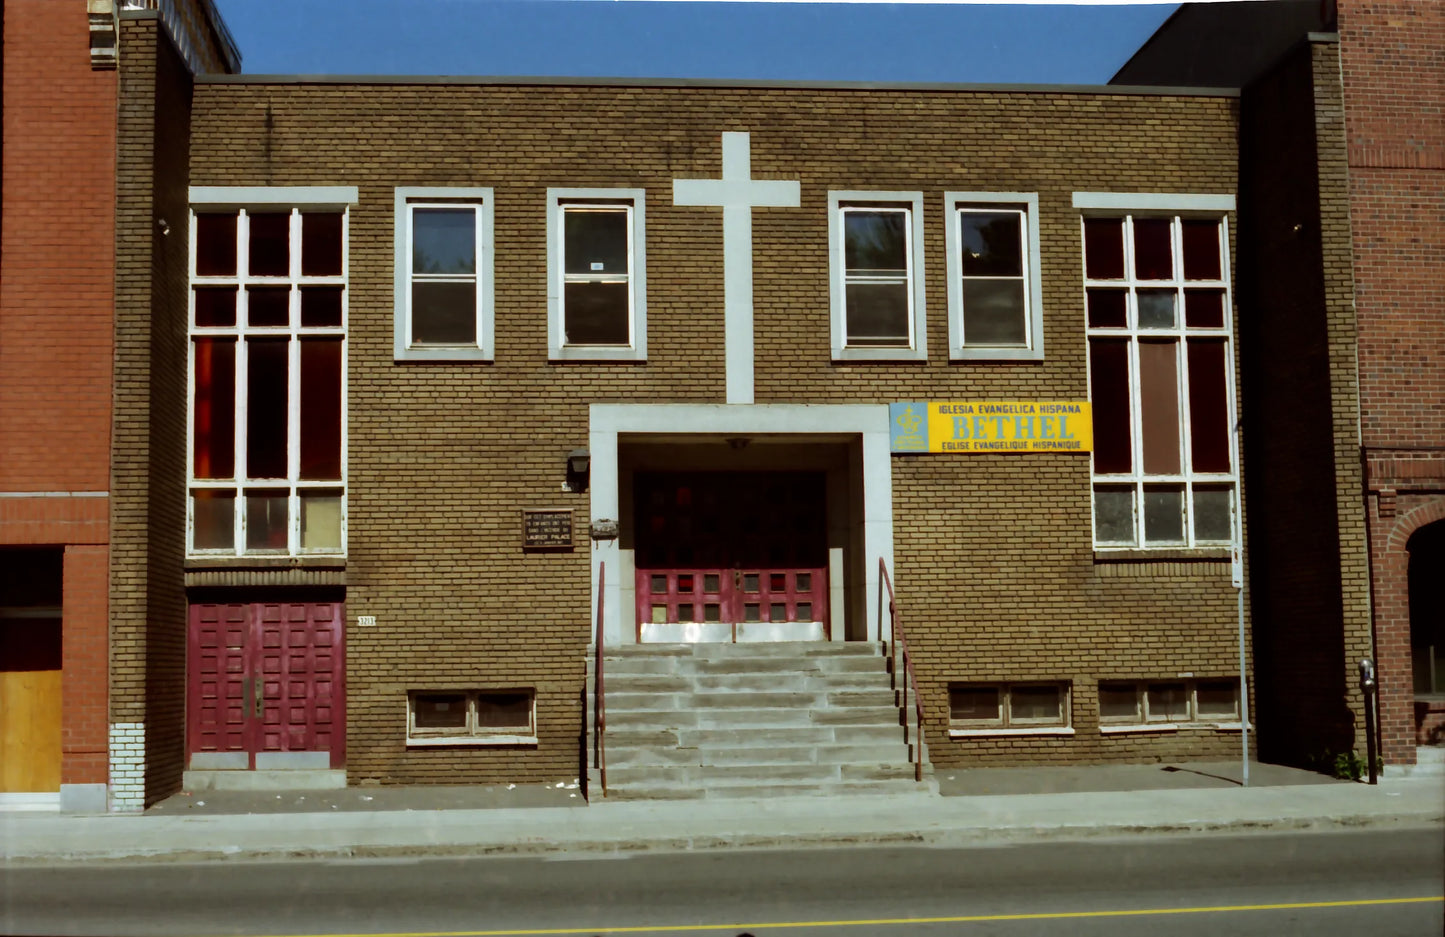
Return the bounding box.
[828,191,927,361]
[406,688,537,746]
[1098,679,1242,732]
[393,187,494,362]
[186,187,355,558]
[547,188,647,361]
[948,682,1073,737]
[1079,199,1238,550]
[945,192,1043,361]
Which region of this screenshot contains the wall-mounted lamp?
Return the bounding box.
[565,448,590,493]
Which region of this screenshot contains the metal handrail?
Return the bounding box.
[879,558,925,782]
[593,562,607,797]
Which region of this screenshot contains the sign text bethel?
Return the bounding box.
[889,402,1093,454]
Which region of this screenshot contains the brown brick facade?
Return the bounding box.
[1339,0,1445,767]
[132,73,1253,786]
[1,0,115,800]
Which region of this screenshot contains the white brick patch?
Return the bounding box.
[108,722,146,813]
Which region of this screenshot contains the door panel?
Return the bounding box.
[0,617,62,793]
[188,601,344,769]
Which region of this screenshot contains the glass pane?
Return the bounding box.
[1098,683,1139,721]
[1184,289,1225,328]
[796,573,811,592]
[1010,686,1062,723]
[651,605,666,624]
[704,603,721,623]
[192,490,235,551]
[959,211,1022,277]
[678,574,695,591]
[744,603,760,622]
[247,286,290,327]
[301,212,343,277]
[796,602,812,620]
[412,281,476,345]
[563,282,629,345]
[248,212,290,277]
[844,210,907,272]
[1094,487,1135,545]
[192,338,235,479]
[244,491,288,552]
[414,693,467,729]
[1089,339,1133,474]
[300,286,343,328]
[1146,683,1188,721]
[677,604,694,622]
[1196,681,1238,719]
[195,213,237,276]
[1181,219,1222,280]
[743,574,759,592]
[1136,290,1177,329]
[300,491,342,551]
[1132,218,1173,280]
[412,208,476,275]
[770,603,786,621]
[1138,340,1181,475]
[845,282,910,344]
[246,338,289,479]
[1086,289,1127,328]
[564,208,628,275]
[1084,218,1124,280]
[769,573,785,591]
[194,286,237,327]
[300,339,342,480]
[704,574,720,592]
[650,574,666,592]
[476,692,531,730]
[950,686,999,723]
[1187,340,1231,474]
[1143,486,1185,544]
[962,279,1026,345]
[1193,486,1233,542]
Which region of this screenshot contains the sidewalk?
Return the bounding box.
[2,763,1440,866]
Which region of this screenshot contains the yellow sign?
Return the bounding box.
[889,401,1093,454]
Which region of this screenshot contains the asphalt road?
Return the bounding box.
[2,828,1441,937]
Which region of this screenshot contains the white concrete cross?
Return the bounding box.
[673,132,801,404]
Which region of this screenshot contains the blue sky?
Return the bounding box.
[211,1,1180,85]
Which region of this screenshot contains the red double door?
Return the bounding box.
[635,471,829,635]
[187,601,345,769]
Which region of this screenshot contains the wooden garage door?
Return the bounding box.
[188,601,345,769]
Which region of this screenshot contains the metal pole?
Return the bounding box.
[1235,543,1249,788]
[1359,659,1378,785]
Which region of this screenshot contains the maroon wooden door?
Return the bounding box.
[188,601,345,769]
[634,472,829,635]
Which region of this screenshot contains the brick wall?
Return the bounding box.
[172,78,1246,782]
[111,14,193,807]
[1339,0,1445,766]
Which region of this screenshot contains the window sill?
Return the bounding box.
[395,347,494,363]
[949,727,1075,738]
[406,735,538,748]
[832,346,928,363]
[949,346,1043,362]
[549,346,645,363]
[1093,548,1231,563]
[185,556,346,570]
[1100,723,1179,735]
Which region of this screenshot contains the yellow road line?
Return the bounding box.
[244,895,1445,937]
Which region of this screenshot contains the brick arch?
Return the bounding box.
[1373,494,1445,765]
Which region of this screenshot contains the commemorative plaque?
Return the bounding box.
[522,509,574,551]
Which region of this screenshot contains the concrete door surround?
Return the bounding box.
[589,404,895,645]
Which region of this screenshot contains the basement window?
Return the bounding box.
[406,689,536,747]
[1098,678,1244,733]
[948,682,1073,737]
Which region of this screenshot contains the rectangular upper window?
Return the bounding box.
[406,688,536,746]
[945,192,1043,361]
[547,188,647,361]
[187,193,352,559]
[1081,207,1238,551]
[829,192,926,361]
[393,188,495,362]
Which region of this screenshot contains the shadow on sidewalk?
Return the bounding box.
[936,760,1348,796]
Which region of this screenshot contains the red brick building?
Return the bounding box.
[0,0,234,812]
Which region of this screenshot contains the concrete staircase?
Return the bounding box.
[586,642,931,800]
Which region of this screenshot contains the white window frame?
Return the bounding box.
[1076,194,1240,552]
[547,188,647,362]
[945,192,1043,361]
[405,688,537,747]
[1098,678,1245,733]
[828,191,927,361]
[186,186,356,559]
[393,187,495,362]
[947,682,1074,738]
